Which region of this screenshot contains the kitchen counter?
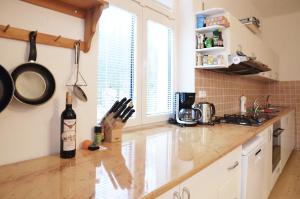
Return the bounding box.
[0,108,294,199]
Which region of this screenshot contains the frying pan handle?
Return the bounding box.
[28,31,37,62]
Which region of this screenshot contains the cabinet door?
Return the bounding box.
[288,111,296,153]
[157,185,181,199]
[217,147,241,199]
[180,162,219,199]
[281,115,290,167]
[180,147,241,199]
[260,126,273,199]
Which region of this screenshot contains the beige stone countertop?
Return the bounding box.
[0,108,294,199]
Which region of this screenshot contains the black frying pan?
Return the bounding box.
[11,31,55,105]
[0,65,14,112]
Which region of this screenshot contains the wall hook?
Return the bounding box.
[54,35,61,42]
[74,40,81,47]
[3,24,10,32]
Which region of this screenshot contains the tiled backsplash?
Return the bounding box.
[195,69,300,149]
[195,69,268,116]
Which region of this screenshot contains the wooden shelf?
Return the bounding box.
[0,0,109,52]
[195,8,225,17]
[196,47,225,53]
[195,65,226,69]
[195,25,225,33]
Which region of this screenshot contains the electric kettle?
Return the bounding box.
[193,102,215,124]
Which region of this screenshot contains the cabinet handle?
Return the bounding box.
[173,191,181,199]
[182,187,190,199]
[227,161,239,170]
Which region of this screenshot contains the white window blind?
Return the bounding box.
[146,20,173,116]
[97,5,137,121]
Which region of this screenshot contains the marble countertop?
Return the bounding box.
[0,108,294,199]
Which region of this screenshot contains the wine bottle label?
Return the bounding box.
[62,119,76,151]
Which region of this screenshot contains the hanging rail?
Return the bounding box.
[0,24,85,50]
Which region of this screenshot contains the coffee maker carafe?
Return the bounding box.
[174,92,197,126]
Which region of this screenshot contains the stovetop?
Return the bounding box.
[214,113,275,126]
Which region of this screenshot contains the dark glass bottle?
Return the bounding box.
[60,92,76,159]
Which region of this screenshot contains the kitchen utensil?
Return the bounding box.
[100,100,119,124]
[122,109,135,123]
[72,42,87,102]
[0,65,14,112]
[241,95,247,114]
[11,31,55,105]
[105,97,128,122]
[111,102,133,129]
[194,102,215,124]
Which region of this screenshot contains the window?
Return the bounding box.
[97,0,175,125]
[145,20,173,116]
[97,5,137,121]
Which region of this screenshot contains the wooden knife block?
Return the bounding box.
[103,119,122,143]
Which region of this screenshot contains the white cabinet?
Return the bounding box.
[227,13,279,81]
[258,126,273,199]
[281,111,296,168]
[158,186,181,199]
[158,146,242,199]
[194,8,279,81]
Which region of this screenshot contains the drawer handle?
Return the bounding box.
[227,161,239,170]
[182,187,190,199]
[173,191,181,199]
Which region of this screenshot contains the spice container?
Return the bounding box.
[94,125,104,146]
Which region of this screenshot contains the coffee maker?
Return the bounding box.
[174,92,197,126]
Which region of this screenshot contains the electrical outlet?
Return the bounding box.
[199,90,207,98]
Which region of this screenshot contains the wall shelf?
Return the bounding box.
[0,0,109,52]
[196,47,225,53]
[195,65,226,69]
[195,25,225,33]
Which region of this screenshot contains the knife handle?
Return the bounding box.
[114,104,127,118]
[113,97,127,112]
[122,109,135,123]
[108,101,119,113]
[120,106,133,119]
[123,98,132,107]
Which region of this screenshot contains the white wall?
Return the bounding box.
[0,0,98,165]
[261,11,300,81]
[176,0,195,92]
[200,0,263,20]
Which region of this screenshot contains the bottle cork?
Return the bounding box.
[66,92,72,105]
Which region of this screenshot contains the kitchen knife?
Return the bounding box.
[113,97,127,113]
[108,100,119,114]
[113,99,132,118]
[100,100,119,124]
[120,102,133,119]
[113,103,128,119]
[112,102,134,129]
[120,98,132,109]
[122,109,135,123]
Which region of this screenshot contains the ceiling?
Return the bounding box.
[250,0,300,18]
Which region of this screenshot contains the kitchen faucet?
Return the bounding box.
[253,97,260,116]
[253,95,271,116]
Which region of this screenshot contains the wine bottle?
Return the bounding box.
[60,92,76,159]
